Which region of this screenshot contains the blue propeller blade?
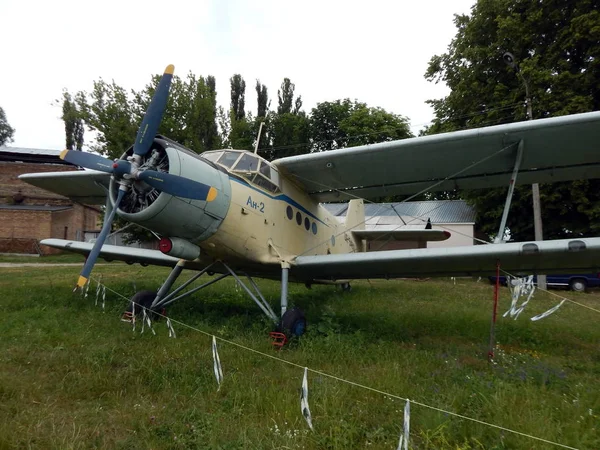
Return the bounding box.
[75,189,126,288]
[132,65,174,157]
[138,170,217,201]
[60,150,114,173]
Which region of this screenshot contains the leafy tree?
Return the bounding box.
[340,105,412,146]
[424,0,600,241]
[61,90,85,150]
[0,106,15,146]
[268,112,310,159]
[309,99,355,151]
[309,99,412,152]
[75,79,138,158]
[75,72,222,159]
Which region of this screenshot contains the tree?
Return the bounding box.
[75,72,222,159]
[0,106,15,146]
[75,79,138,159]
[309,99,412,152]
[309,99,355,151]
[340,105,412,146]
[424,0,600,241]
[255,80,269,118]
[277,78,302,114]
[268,112,310,159]
[230,74,246,121]
[61,90,85,150]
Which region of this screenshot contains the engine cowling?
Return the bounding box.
[109,137,231,244]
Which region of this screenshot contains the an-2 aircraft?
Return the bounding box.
[21,65,600,337]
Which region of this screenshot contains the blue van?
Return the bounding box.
[489,274,600,292]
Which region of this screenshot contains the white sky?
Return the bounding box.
[0,0,475,150]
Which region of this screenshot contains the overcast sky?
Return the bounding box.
[0,0,475,150]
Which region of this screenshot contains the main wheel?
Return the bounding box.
[569,278,587,292]
[123,290,164,320]
[280,307,307,337]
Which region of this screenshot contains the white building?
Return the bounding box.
[324,200,476,250]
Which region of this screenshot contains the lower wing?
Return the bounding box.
[41,239,179,267]
[292,238,600,280]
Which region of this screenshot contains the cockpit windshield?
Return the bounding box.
[201,150,280,193]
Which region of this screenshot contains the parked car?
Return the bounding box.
[488,274,600,292]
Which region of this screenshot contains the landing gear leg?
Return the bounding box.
[277,262,306,338]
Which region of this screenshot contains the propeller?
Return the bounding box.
[59,65,218,288]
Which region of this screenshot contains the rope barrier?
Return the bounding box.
[90,275,581,449]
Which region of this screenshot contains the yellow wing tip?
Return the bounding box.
[207,187,218,202]
[165,64,175,75]
[59,149,68,160]
[77,276,88,288]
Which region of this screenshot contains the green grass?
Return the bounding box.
[0,265,598,449]
[0,253,88,263]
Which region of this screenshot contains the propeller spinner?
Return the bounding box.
[60,65,217,288]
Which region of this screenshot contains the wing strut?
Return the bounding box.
[495,140,524,243]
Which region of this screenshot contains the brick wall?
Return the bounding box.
[0,161,74,206]
[0,161,101,254]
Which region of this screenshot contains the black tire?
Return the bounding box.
[125,290,163,319]
[279,307,307,337]
[569,278,587,292]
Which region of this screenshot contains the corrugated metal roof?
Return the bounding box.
[323,200,475,224]
[0,146,62,156]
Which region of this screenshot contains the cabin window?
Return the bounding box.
[286,206,293,220]
[304,217,310,230]
[217,151,241,168]
[296,212,302,225]
[234,153,259,172]
[312,222,317,235]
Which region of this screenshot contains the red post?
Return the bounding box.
[488,262,500,361]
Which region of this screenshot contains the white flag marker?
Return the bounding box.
[531,298,567,321]
[212,336,223,389]
[300,367,314,431]
[166,317,176,338]
[397,399,410,450]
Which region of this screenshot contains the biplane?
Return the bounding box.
[21,65,600,336]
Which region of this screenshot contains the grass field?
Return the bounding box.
[0,263,598,449]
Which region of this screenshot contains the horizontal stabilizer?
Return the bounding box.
[351,229,450,242]
[19,170,110,204]
[292,238,600,280]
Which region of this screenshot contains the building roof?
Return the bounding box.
[323,200,476,224]
[0,204,72,212]
[0,146,71,165]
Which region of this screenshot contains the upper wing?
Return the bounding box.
[273,112,600,201]
[291,237,600,280]
[19,170,110,204]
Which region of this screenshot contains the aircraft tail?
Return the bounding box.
[345,199,365,252]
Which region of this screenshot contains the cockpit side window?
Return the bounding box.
[201,151,222,163]
[258,161,280,187]
[253,174,277,193]
[217,151,242,168]
[234,153,259,172]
